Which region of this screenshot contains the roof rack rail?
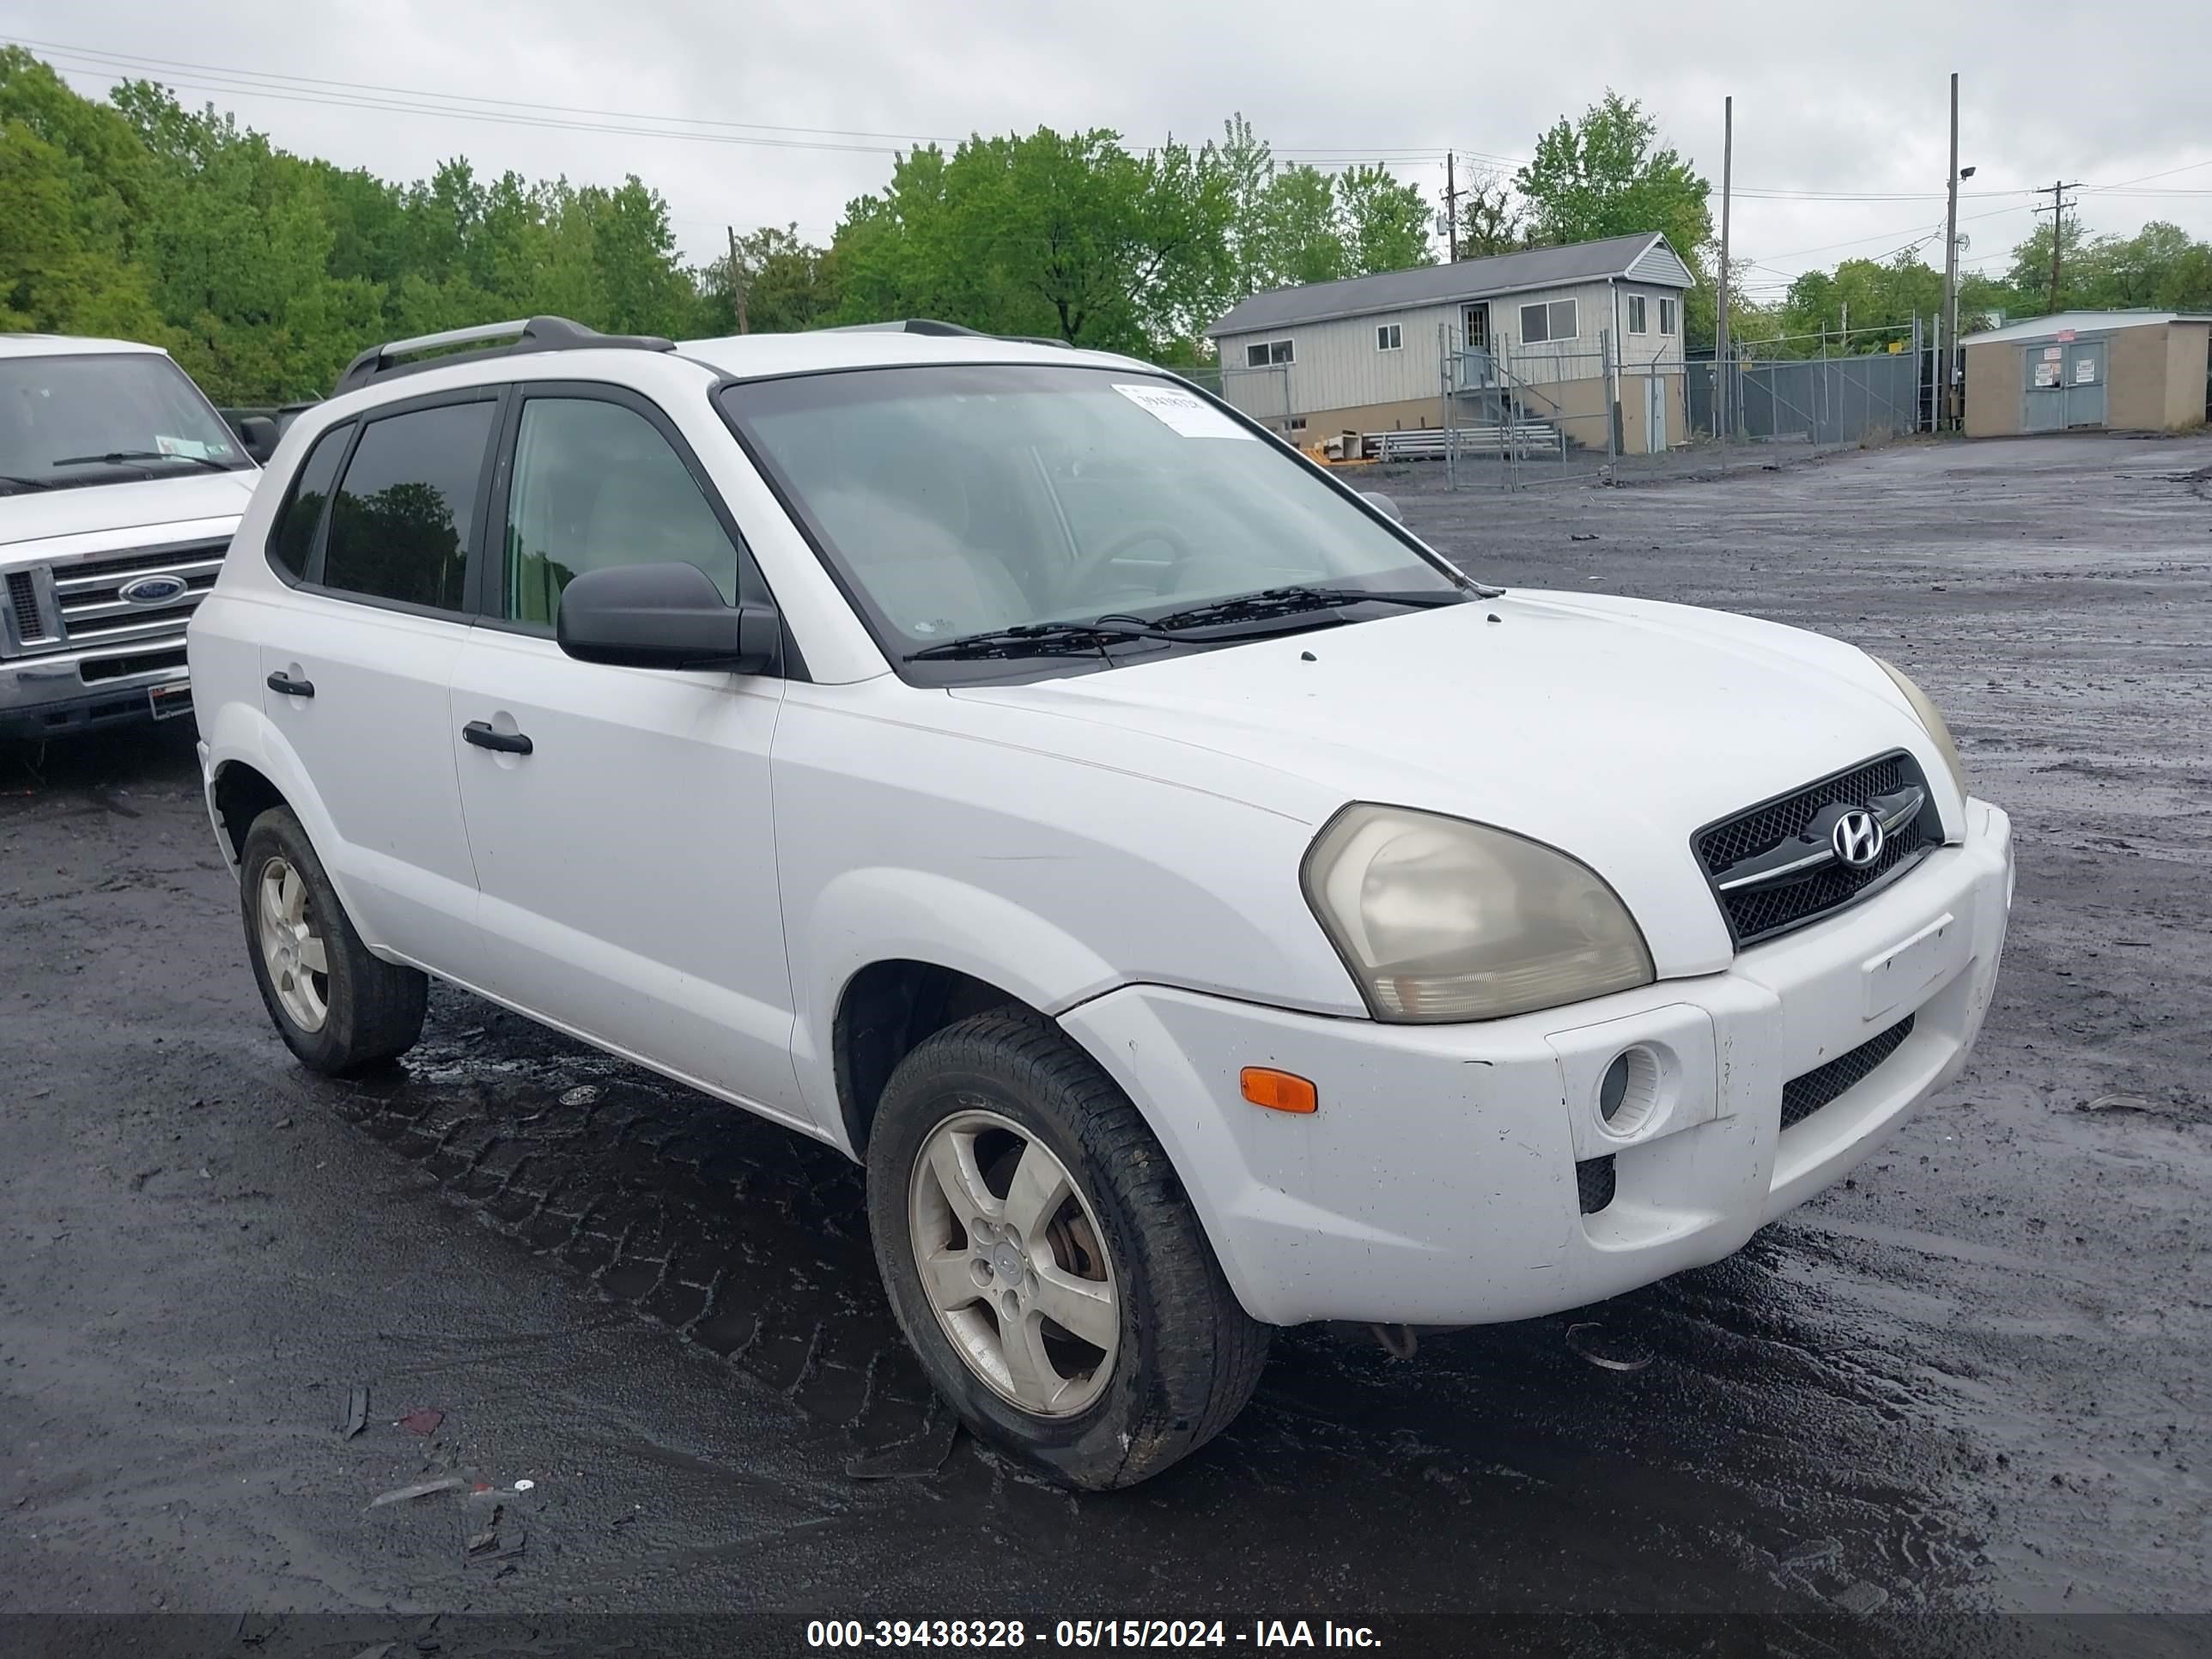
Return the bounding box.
[334,315,676,395]
[819,318,1075,349]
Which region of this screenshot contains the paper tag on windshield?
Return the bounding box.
[155,434,221,459]
[1112,383,1255,440]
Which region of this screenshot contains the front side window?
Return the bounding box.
[1376,324,1402,351]
[502,398,738,626]
[321,400,495,611]
[1246,339,1295,367]
[1660,297,1677,335]
[266,422,351,580]
[722,365,1464,680]
[1518,300,1578,344]
[1627,295,1649,334]
[0,352,248,495]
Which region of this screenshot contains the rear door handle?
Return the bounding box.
[462,720,533,757]
[265,672,314,698]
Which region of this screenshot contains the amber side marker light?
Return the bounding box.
[1241,1067,1318,1115]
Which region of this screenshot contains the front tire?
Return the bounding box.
[238,805,426,1074]
[866,1010,1268,1489]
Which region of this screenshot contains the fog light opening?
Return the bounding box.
[1596,1047,1662,1136]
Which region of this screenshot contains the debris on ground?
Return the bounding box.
[1570,532,1599,541]
[366,1476,465,1510]
[2082,1093,2172,1115]
[560,1085,601,1106]
[1565,1322,1654,1373]
[338,1386,369,1440]
[463,1498,528,1565]
[396,1407,444,1436]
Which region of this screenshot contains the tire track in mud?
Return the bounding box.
[325,991,945,1459]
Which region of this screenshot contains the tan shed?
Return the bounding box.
[1963,311,2212,438]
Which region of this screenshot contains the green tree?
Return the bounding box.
[1250,164,1348,287]
[1515,92,1711,258]
[833,127,1236,352]
[0,48,166,337]
[702,223,842,336]
[1336,164,1433,275]
[1450,167,1522,259]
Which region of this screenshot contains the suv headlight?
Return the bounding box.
[1302,805,1654,1024]
[1872,657,1967,799]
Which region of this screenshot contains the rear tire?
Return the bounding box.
[238,805,426,1074]
[866,1009,1269,1490]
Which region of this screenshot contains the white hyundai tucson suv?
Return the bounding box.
[188,316,2013,1488]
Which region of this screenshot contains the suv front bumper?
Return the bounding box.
[1060,799,2014,1328]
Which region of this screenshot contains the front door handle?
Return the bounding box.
[462,720,533,757]
[265,671,314,698]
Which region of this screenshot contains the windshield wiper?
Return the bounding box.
[1143,585,1474,633]
[906,620,1165,662]
[51,449,234,473]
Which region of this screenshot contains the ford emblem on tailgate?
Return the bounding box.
[118,574,188,605]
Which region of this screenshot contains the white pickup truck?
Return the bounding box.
[2,333,270,741]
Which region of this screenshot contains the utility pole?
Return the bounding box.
[1444,152,1460,263]
[2033,180,2081,313]
[1941,72,1960,429]
[726,224,750,334]
[1716,96,1733,440]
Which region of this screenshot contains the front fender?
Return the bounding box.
[793,866,1123,1143]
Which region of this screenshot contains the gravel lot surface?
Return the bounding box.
[3,432,2207,1656]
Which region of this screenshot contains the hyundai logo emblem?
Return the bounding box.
[118,574,188,605]
[1831,808,1885,869]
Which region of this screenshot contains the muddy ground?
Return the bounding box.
[3,432,2208,1656]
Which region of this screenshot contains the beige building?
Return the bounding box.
[1207,234,1695,456]
[1963,311,2212,437]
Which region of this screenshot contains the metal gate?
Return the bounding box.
[2023,338,2106,431]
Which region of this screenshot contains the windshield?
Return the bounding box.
[0,351,249,493]
[719,364,1465,676]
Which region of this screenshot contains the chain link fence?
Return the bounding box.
[1415,322,1932,491]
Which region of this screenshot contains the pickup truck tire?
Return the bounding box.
[866,1008,1269,1489]
[239,805,426,1074]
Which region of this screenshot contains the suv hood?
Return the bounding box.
[952,591,1949,974]
[0,470,257,550]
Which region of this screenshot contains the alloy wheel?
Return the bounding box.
[256,855,330,1032]
[908,1106,1119,1418]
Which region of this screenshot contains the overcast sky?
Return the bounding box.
[11,1,2211,304]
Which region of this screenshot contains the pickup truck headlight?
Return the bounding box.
[1872,657,1967,799]
[1302,805,1655,1024]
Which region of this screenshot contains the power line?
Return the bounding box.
[2033,179,2085,308]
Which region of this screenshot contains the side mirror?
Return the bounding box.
[231,415,279,465]
[1360,489,1403,523]
[556,562,779,673]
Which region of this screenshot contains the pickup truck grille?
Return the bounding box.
[1695,751,1943,947]
[48,541,228,649]
[6,571,46,644]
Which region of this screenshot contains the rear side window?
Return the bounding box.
[265,422,351,580]
[322,400,496,611]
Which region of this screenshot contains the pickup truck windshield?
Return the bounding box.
[720,364,1466,673]
[0,352,250,494]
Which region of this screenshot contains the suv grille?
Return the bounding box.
[1695,752,1942,946]
[1779,1014,1916,1130]
[47,540,227,652]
